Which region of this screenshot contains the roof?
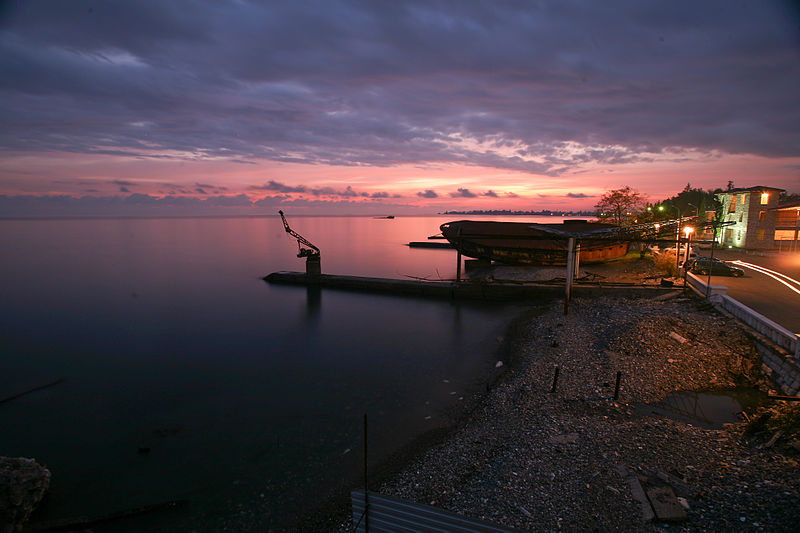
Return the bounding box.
[716,186,785,195]
[772,200,800,211]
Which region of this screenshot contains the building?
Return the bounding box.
[715,186,784,249]
[773,200,800,251]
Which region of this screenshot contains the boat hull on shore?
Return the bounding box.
[440,220,630,265]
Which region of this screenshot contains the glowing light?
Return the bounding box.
[731,261,800,296]
[683,226,694,236]
[761,192,770,205]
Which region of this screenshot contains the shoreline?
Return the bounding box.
[306,305,547,531]
[334,292,799,531]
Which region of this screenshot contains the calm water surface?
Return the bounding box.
[0,214,560,530]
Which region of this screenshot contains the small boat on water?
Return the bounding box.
[440,219,631,265]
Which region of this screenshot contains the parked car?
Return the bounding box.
[686,257,744,277]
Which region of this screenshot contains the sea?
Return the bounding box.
[0,214,564,531]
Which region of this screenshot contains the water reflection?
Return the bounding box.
[637,389,766,429]
[306,285,322,320]
[0,215,540,531]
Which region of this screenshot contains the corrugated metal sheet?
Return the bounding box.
[351,490,526,533]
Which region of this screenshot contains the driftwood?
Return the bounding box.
[768,395,800,402]
[0,379,64,406]
[29,499,189,532]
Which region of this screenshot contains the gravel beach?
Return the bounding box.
[334,285,799,532]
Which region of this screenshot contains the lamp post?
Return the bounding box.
[683,226,694,265]
[706,221,717,299]
[683,226,694,290]
[687,202,699,238]
[671,205,682,273]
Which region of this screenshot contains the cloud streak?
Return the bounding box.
[0,0,797,188]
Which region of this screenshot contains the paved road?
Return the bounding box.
[695,249,800,334]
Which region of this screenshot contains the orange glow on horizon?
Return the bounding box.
[1,149,798,213]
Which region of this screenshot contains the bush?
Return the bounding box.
[653,251,678,277]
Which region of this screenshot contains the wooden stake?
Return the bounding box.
[550,366,560,393]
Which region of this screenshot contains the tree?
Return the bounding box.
[780,191,800,203]
[652,183,720,221]
[594,186,646,226]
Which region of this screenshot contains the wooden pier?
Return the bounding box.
[264,271,668,301]
[407,241,454,249]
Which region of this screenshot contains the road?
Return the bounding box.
[697,249,800,334]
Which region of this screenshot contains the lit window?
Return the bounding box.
[757,229,765,240]
[759,211,766,222]
[761,192,769,205]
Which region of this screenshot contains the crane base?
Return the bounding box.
[305,256,321,276]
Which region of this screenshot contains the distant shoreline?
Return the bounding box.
[441,210,596,217]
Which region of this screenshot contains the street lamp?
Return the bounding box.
[681,226,695,291]
[683,226,694,266]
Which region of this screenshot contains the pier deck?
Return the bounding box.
[264,271,670,301]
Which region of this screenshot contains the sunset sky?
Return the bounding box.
[1,0,798,215]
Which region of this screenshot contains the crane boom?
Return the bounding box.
[279,210,320,258]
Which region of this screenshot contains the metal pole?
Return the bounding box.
[706,222,716,298]
[675,213,682,273]
[564,237,575,315]
[456,228,462,282]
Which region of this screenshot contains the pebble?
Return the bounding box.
[340,295,798,532]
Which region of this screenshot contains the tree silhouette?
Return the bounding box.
[594,186,646,225]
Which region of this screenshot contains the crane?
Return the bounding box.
[279,210,320,258]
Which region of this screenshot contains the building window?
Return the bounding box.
[757,229,765,240]
[761,192,769,205]
[759,211,766,222]
[739,213,743,222]
[729,196,737,213]
[775,230,796,241]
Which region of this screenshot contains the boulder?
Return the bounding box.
[0,457,51,533]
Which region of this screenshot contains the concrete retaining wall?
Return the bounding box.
[716,294,800,358]
[685,272,729,300]
[757,344,800,395]
[686,272,800,394]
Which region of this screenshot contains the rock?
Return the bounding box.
[646,486,687,522]
[760,430,784,449]
[0,457,51,533]
[669,332,688,344]
[549,433,579,444]
[622,470,654,522]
